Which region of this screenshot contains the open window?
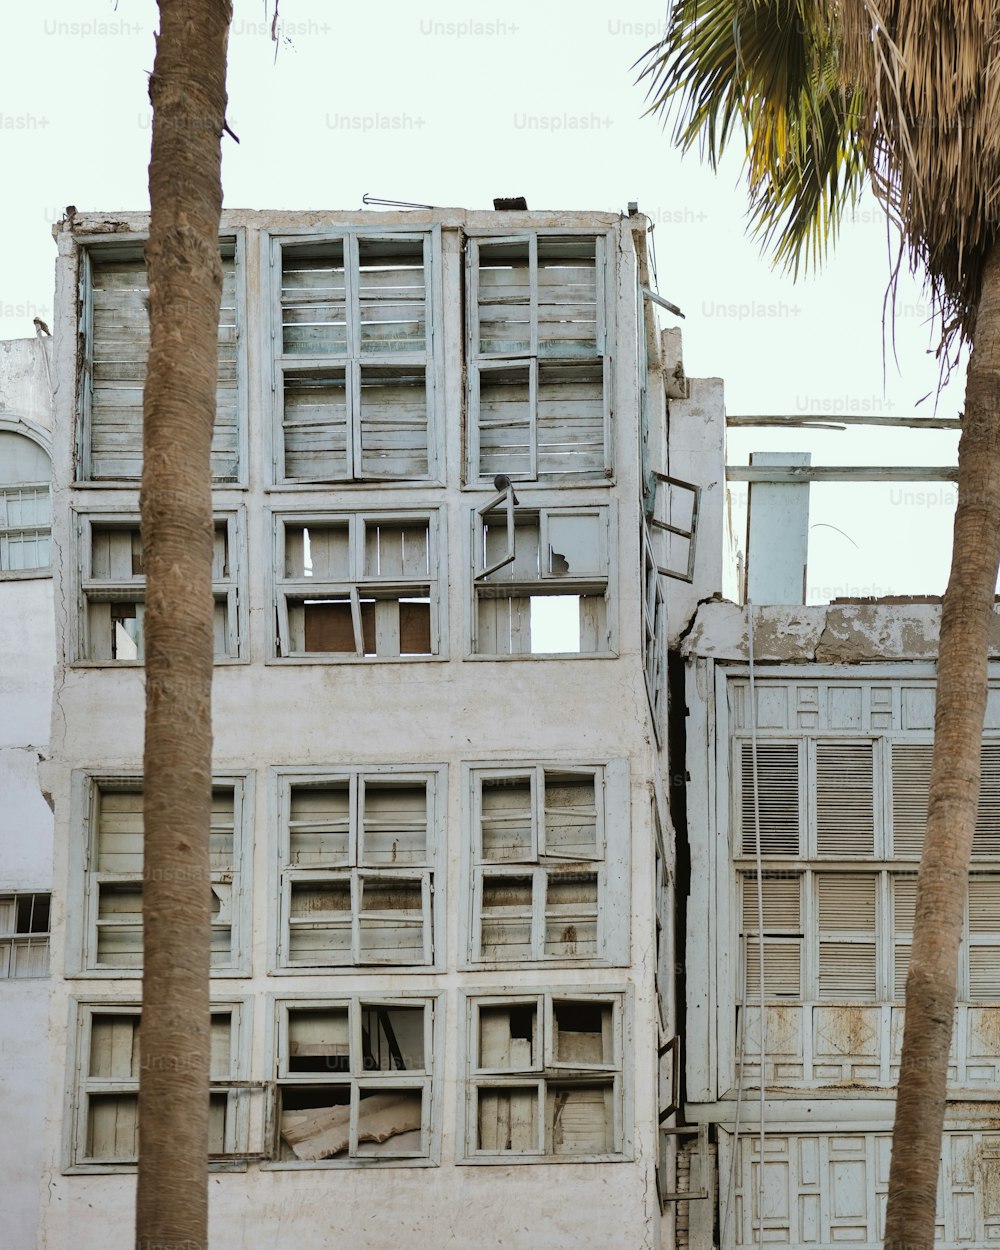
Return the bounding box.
[83,776,246,973]
[79,242,241,481]
[642,517,667,729]
[274,510,440,659]
[466,233,611,483]
[278,767,441,968]
[77,512,242,662]
[273,997,434,1164]
[467,762,628,965]
[472,503,611,655]
[466,993,623,1159]
[0,428,51,576]
[274,232,436,482]
[72,1003,246,1167]
[0,892,50,978]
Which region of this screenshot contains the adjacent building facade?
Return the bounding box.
[0,334,55,1250]
[33,207,695,1249]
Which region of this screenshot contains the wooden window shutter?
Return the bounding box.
[892,874,917,1000]
[815,741,875,856]
[968,875,1000,999]
[974,744,1000,857]
[817,875,877,1000]
[89,254,238,481]
[891,742,933,857]
[742,874,801,998]
[893,742,1000,857]
[739,741,800,856]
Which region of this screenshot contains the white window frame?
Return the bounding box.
[465,230,613,485]
[0,421,52,580]
[272,765,446,971]
[269,227,442,485]
[76,234,246,484]
[460,989,629,1163]
[66,997,251,1172]
[71,771,251,977]
[72,508,245,665]
[0,891,50,978]
[271,508,444,661]
[642,515,667,734]
[267,993,441,1168]
[470,500,615,656]
[462,760,629,967]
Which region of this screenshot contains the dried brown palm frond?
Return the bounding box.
[835,0,1000,347]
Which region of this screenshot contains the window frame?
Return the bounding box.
[265,992,442,1169]
[75,232,247,485]
[71,506,246,666]
[468,499,616,657]
[68,770,252,978]
[65,997,252,1173]
[268,226,443,487]
[464,229,614,486]
[0,891,50,978]
[462,760,629,968]
[270,506,445,662]
[0,421,52,580]
[460,989,630,1164]
[271,764,446,972]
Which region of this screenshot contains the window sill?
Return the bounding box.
[458,1151,630,1166]
[464,650,619,661]
[0,568,52,581]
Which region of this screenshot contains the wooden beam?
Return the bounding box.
[727,465,957,482]
[726,414,962,429]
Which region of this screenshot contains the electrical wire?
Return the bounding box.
[721,602,767,1249]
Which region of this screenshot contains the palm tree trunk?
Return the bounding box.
[885,241,1000,1250]
[135,3,231,1249]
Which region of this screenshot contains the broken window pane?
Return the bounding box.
[277,998,432,1162]
[361,1003,425,1072]
[478,1003,537,1070]
[355,1089,424,1155]
[552,1000,613,1066]
[287,1008,350,1074]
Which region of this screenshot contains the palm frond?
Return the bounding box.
[638,0,867,276]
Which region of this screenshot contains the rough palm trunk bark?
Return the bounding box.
[136,3,232,1249]
[885,242,1000,1250]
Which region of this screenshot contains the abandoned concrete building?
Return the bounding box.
[2,202,999,1249]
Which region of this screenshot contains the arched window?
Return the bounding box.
[0,426,52,575]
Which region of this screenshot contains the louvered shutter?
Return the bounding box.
[893,741,1000,857]
[892,874,917,999]
[891,743,932,857]
[975,745,1000,857]
[742,874,801,998]
[817,875,877,1000]
[89,254,238,481]
[968,876,1000,999]
[739,741,800,856]
[815,741,876,855]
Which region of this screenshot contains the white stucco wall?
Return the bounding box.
[0,336,54,1250]
[37,209,676,1250]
